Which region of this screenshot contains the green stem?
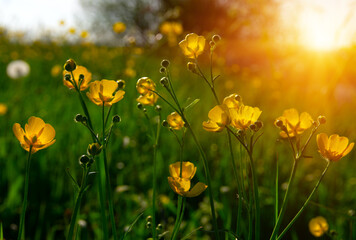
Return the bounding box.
[275,155,279,225]
[96,158,108,239]
[277,161,331,239]
[171,197,186,240]
[247,151,260,240]
[183,120,220,240]
[17,146,32,240]
[67,167,89,240]
[102,104,118,240]
[269,160,298,240]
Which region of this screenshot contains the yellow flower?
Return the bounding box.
[69,28,76,34]
[137,92,158,106]
[59,20,65,26]
[275,108,313,138]
[80,31,89,38]
[169,161,196,179]
[0,103,8,115]
[136,77,156,95]
[63,66,92,91]
[160,21,183,46]
[167,112,185,130]
[179,33,205,58]
[86,80,125,106]
[168,161,207,197]
[124,68,136,78]
[316,133,354,162]
[309,216,329,237]
[230,105,262,131]
[223,93,243,109]
[13,116,56,153]
[113,22,126,34]
[203,105,230,132]
[51,64,62,77]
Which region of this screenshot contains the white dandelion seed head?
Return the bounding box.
[6,60,30,79]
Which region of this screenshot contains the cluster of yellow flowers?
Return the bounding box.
[168,162,207,197]
[203,93,262,132]
[160,21,183,46]
[136,77,158,106]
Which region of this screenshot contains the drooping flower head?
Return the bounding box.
[223,93,243,109]
[275,108,313,138]
[179,33,206,59]
[167,112,185,130]
[63,66,92,91]
[203,105,230,132]
[309,216,329,237]
[86,80,125,106]
[230,105,262,131]
[113,22,126,34]
[168,161,207,197]
[13,116,56,153]
[316,133,354,162]
[136,92,158,106]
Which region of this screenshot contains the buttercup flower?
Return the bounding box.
[113,22,126,34]
[160,21,183,46]
[63,66,92,91]
[80,31,89,38]
[136,92,158,106]
[51,64,62,77]
[275,108,313,138]
[168,161,207,197]
[0,103,8,115]
[230,105,262,130]
[203,105,230,132]
[167,112,185,130]
[136,77,156,95]
[309,216,329,237]
[317,133,354,162]
[13,116,56,153]
[179,33,206,58]
[86,80,125,106]
[69,28,76,34]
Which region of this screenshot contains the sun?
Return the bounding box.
[297,2,354,51]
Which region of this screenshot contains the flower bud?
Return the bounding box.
[249,124,256,131]
[64,74,71,81]
[117,79,125,89]
[162,120,169,127]
[209,41,215,48]
[112,115,121,123]
[161,59,170,68]
[74,114,83,123]
[87,143,102,156]
[187,62,197,73]
[146,222,152,229]
[155,105,162,112]
[212,34,221,43]
[79,74,84,81]
[79,155,90,167]
[160,77,169,87]
[156,223,163,231]
[159,67,166,73]
[255,121,263,129]
[81,116,87,124]
[317,115,326,125]
[137,103,143,110]
[64,59,77,72]
[275,119,284,128]
[234,94,242,102]
[146,216,152,222]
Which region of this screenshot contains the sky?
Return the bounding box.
[1,0,356,49]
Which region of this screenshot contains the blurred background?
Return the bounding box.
[1,0,356,239]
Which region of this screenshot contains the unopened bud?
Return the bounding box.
[64,74,71,81]
[162,120,169,127]
[317,115,326,125]
[212,34,221,43]
[209,41,215,48]
[117,80,125,89]
[146,216,152,222]
[249,124,256,131]
[87,143,102,156]
[237,129,244,135]
[275,119,284,128]
[146,222,152,229]
[79,155,90,167]
[74,114,83,123]
[112,115,121,123]
[137,103,143,110]
[79,74,84,81]
[159,67,166,73]
[255,121,263,129]
[234,94,242,102]
[156,223,163,231]
[155,105,162,112]
[64,59,77,72]
[161,59,170,68]
[160,77,169,87]
[81,116,87,124]
[187,62,197,73]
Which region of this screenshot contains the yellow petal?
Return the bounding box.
[202,120,224,132]
[317,133,328,155]
[13,123,26,145]
[25,116,45,136]
[299,112,313,129]
[38,123,56,144]
[342,142,354,157]
[283,108,299,127]
[208,105,229,125]
[168,177,191,195]
[184,182,207,197]
[169,161,196,179]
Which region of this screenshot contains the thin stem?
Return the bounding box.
[104,105,113,128]
[17,146,32,240]
[171,196,183,240]
[95,157,109,239]
[67,167,89,240]
[277,161,331,239]
[150,90,180,114]
[247,151,260,240]
[102,104,118,240]
[275,154,279,225]
[269,160,298,240]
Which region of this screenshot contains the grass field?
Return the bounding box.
[0,29,356,240]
